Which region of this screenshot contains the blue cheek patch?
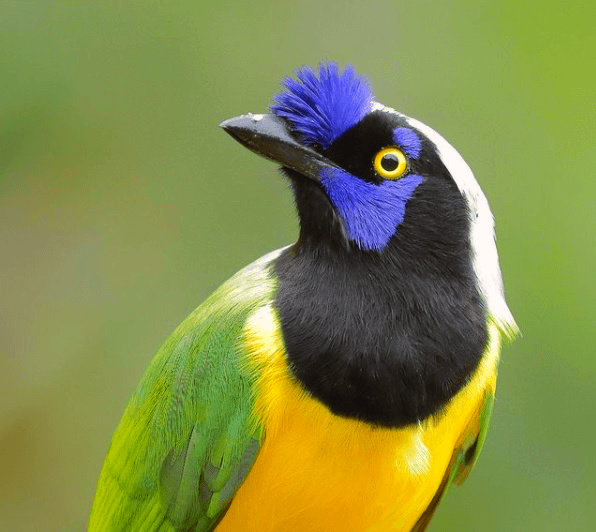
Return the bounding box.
[393,128,422,159]
[320,168,423,251]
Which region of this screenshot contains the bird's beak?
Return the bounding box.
[220,113,339,183]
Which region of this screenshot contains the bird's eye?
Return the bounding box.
[373,147,408,179]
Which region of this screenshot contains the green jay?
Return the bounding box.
[90,62,517,531]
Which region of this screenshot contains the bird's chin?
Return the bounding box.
[280,166,310,182]
[280,167,329,203]
[280,167,351,250]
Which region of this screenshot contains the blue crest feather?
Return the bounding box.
[271,62,373,149]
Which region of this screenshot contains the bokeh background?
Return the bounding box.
[1,1,594,530]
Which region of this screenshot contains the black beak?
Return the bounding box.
[220,113,339,182]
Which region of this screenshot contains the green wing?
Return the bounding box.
[89,250,281,531]
[411,391,495,532]
[451,390,495,486]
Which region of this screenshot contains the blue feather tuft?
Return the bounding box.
[271,62,373,150]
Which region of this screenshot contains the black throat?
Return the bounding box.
[273,170,488,428]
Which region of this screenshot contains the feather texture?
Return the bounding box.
[89,250,282,531]
[271,62,372,149]
[215,306,504,532]
[320,167,423,250]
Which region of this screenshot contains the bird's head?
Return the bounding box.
[221,62,517,337]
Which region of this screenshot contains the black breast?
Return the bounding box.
[273,174,488,428]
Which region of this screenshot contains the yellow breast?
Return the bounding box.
[216,305,500,532]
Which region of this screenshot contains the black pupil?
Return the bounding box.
[381,153,399,172]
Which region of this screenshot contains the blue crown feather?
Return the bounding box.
[271,63,373,150]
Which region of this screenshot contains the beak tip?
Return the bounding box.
[220,116,255,148]
[219,117,234,131]
[220,113,267,131]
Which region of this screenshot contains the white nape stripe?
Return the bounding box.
[373,102,517,336]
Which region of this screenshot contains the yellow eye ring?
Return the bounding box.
[373,147,408,179]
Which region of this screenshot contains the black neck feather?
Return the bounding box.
[273,170,488,428]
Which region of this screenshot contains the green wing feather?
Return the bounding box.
[411,391,495,532]
[89,250,281,531]
[451,390,495,486]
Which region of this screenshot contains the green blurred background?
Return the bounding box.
[1,1,594,530]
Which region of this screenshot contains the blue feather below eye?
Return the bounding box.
[271,62,372,150]
[320,168,423,251]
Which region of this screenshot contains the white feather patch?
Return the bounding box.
[372,102,518,336]
[400,425,431,476]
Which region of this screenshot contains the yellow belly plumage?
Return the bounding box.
[216,305,500,532]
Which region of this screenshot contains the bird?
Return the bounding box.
[89,62,518,532]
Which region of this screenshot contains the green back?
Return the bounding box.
[89,250,281,531]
